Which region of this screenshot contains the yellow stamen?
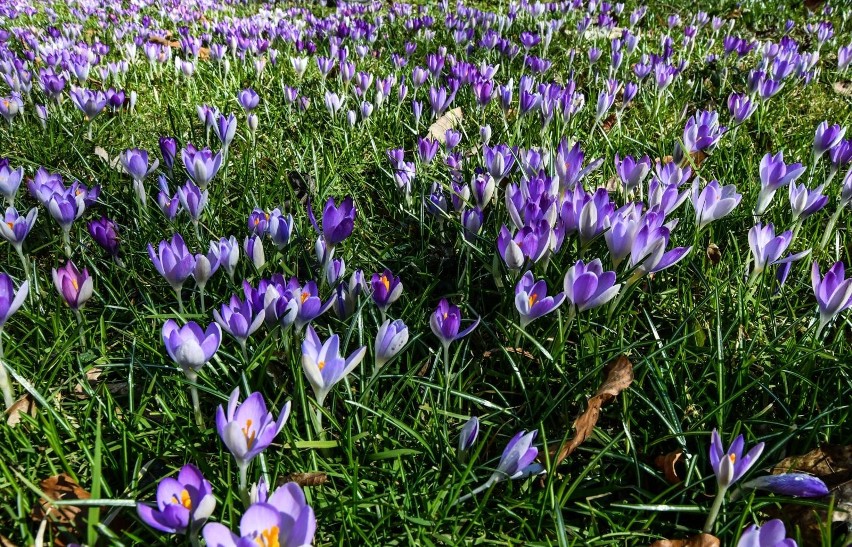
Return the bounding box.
[172,489,192,510]
[6,222,13,229]
[71,278,79,291]
[241,419,256,449]
[255,526,280,547]
[528,293,539,307]
[300,292,309,304]
[728,453,736,463]
[317,360,325,371]
[380,274,390,292]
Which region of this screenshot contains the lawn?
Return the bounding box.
[0,0,850,545]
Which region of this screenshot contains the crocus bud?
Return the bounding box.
[52,260,94,310]
[374,318,409,371]
[244,235,265,270]
[458,416,479,452]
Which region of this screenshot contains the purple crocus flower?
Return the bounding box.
[691,179,742,230]
[811,260,852,337]
[202,500,314,547]
[483,144,515,182]
[244,481,317,545]
[555,139,603,194]
[370,269,403,312]
[87,216,119,258]
[148,234,196,292]
[218,236,240,283]
[308,196,356,260]
[471,173,496,210]
[274,280,325,332]
[238,89,259,111]
[156,176,181,220]
[374,318,409,374]
[563,259,621,313]
[813,121,846,160]
[614,154,651,195]
[120,148,159,205]
[0,207,37,250]
[727,92,757,125]
[216,387,290,469]
[248,208,269,235]
[159,137,178,174]
[748,223,809,278]
[268,209,294,249]
[710,428,764,489]
[683,110,726,154]
[743,473,829,498]
[214,295,266,350]
[497,223,552,270]
[243,235,265,271]
[177,180,208,222]
[69,87,107,120]
[52,260,94,310]
[0,159,24,204]
[628,223,691,280]
[461,207,484,242]
[514,271,565,328]
[736,520,796,547]
[214,113,237,150]
[604,204,644,267]
[755,151,805,216]
[788,182,827,220]
[0,274,27,330]
[162,319,221,373]
[301,325,367,407]
[430,299,479,350]
[182,144,222,189]
[136,464,215,535]
[458,416,479,452]
[46,190,84,232]
[494,429,540,479]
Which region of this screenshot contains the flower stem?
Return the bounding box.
[454,476,497,505]
[238,462,250,509]
[14,245,30,282]
[174,286,185,316]
[0,334,13,409]
[818,206,843,251]
[62,229,72,258]
[702,485,727,533]
[184,370,204,428]
[74,309,87,350]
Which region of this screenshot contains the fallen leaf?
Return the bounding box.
[706,243,721,266]
[655,449,685,485]
[832,81,852,97]
[6,393,36,427]
[0,534,18,547]
[551,355,633,466]
[602,175,620,193]
[649,534,719,547]
[31,473,91,546]
[483,347,536,362]
[73,367,129,398]
[427,107,463,143]
[93,146,121,171]
[281,472,328,487]
[601,114,617,133]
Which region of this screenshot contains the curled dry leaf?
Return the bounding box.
[832,81,852,97]
[551,355,633,467]
[0,535,17,547]
[601,114,617,133]
[649,533,720,547]
[31,473,91,546]
[655,449,685,485]
[427,107,463,143]
[6,393,36,427]
[281,472,328,487]
[706,243,721,266]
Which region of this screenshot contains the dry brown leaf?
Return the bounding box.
[483,347,536,362]
[31,473,91,546]
[147,34,209,60]
[0,534,18,547]
[655,449,685,485]
[73,367,129,399]
[650,534,719,547]
[551,355,633,466]
[833,81,852,97]
[706,243,721,266]
[281,472,328,487]
[601,114,617,133]
[427,107,463,143]
[6,393,36,427]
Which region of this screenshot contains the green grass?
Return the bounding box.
[0,0,851,545]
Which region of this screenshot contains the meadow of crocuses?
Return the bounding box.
[0,0,850,545]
